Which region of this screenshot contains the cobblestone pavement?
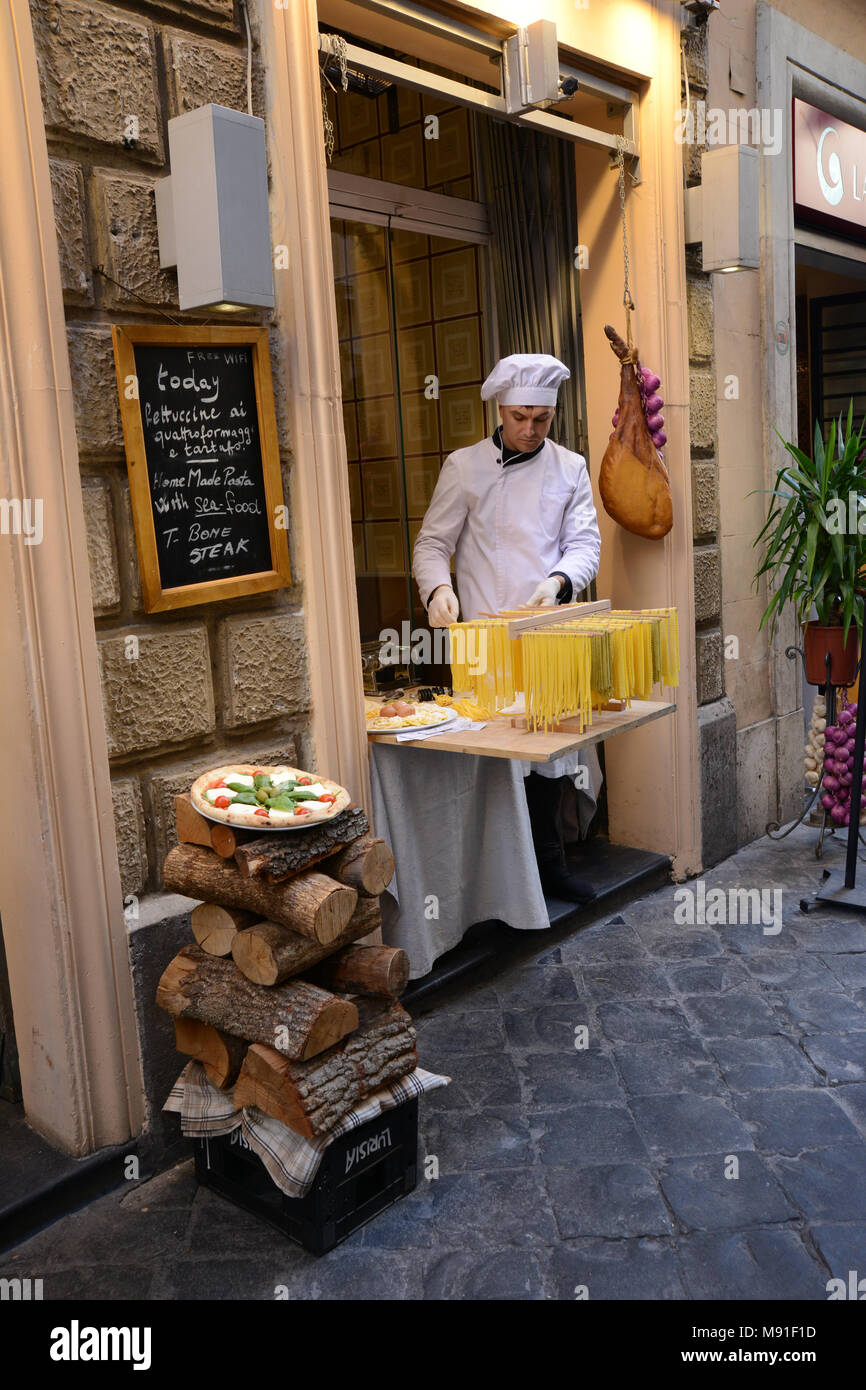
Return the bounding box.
[3,825,866,1300]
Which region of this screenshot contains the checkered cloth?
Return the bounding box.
[164,1062,450,1199]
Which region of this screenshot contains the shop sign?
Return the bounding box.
[793,97,866,244]
[112,326,291,612]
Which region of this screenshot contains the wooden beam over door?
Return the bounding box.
[318,36,638,162]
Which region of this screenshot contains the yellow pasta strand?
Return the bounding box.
[448,606,679,728]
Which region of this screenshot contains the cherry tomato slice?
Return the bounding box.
[319,793,336,804]
[254,808,269,818]
[294,807,310,816]
[297,776,312,786]
[214,796,231,809]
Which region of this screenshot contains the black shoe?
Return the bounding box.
[539,861,598,905]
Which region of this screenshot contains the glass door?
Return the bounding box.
[809,291,866,438]
[332,213,492,686]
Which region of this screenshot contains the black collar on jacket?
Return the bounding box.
[492,424,546,467]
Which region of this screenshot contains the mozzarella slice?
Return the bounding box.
[224,773,255,789]
[205,787,237,803]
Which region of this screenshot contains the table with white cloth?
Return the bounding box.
[368,700,676,979]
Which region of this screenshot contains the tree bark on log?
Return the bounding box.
[173,1017,247,1089]
[231,898,381,986]
[233,806,369,882]
[190,902,259,957]
[321,833,394,896]
[232,1001,417,1138]
[156,945,358,1061]
[306,944,409,998]
[163,843,357,944]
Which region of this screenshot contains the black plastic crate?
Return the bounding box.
[193,1096,418,1255]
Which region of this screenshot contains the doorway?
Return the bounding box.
[324,50,494,686]
[323,42,593,692]
[809,291,866,436]
[794,254,866,720]
[332,214,494,685]
[795,253,866,449]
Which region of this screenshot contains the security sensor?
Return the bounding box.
[503,21,581,114]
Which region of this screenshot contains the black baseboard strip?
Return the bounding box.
[0,1143,135,1256]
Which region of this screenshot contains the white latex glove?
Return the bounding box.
[526,576,562,607]
[428,584,460,627]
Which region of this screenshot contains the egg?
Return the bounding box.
[380,704,397,717]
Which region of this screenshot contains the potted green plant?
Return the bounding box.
[754,401,866,686]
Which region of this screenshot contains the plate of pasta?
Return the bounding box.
[365,699,457,733]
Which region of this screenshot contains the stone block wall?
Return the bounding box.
[683,23,724,709]
[31,0,310,894]
[683,18,736,867]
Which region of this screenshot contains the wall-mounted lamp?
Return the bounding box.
[682,0,720,22]
[155,104,274,313]
[502,20,577,115]
[684,145,760,272]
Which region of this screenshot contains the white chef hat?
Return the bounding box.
[480,353,570,406]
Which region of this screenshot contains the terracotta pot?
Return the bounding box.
[803,622,859,686]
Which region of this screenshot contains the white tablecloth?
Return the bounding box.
[369,742,553,978]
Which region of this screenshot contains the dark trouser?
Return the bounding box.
[524,771,566,867]
[524,771,596,903]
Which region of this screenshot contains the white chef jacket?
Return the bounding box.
[412,433,604,815]
[413,434,600,619]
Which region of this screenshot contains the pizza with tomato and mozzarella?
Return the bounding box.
[189,765,351,829]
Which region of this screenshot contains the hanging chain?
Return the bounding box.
[614,135,637,359]
[320,34,349,163]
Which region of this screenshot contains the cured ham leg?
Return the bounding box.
[599,325,673,540]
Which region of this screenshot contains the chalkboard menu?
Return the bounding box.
[112,326,291,612]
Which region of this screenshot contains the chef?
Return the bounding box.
[412,353,603,902]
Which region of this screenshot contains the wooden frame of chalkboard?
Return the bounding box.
[111,324,292,612]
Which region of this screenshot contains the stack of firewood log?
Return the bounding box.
[156,796,416,1140]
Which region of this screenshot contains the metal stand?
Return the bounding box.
[801,595,866,913]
